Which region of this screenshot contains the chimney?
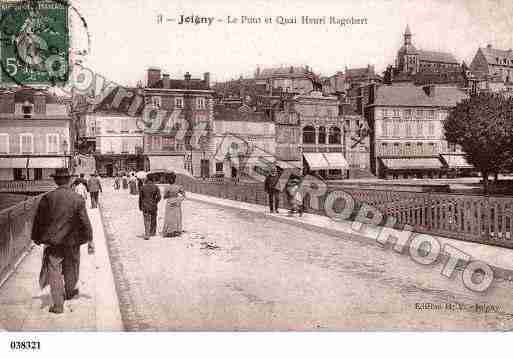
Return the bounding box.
[424,84,436,97]
[184,72,191,81]
[203,72,210,88]
[147,67,161,87]
[162,73,170,89]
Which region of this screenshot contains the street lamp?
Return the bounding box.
[62,139,68,169]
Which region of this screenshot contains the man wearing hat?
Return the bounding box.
[264,166,281,213]
[32,168,94,314]
[87,172,103,209]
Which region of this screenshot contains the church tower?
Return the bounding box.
[397,25,419,74]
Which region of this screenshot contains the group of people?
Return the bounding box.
[72,173,103,209]
[114,172,142,195]
[264,167,304,216]
[138,172,186,240]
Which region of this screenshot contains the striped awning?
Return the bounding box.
[0,157,29,168]
[381,157,443,170]
[324,153,349,169]
[303,153,330,170]
[28,157,66,168]
[441,154,473,169]
[303,153,349,170]
[148,155,187,174]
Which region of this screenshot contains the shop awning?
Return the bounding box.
[28,157,66,168]
[303,153,349,171]
[324,153,349,169]
[303,153,330,171]
[441,154,473,169]
[148,155,186,174]
[0,157,29,168]
[381,157,443,170]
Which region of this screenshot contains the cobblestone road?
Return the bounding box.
[100,181,513,330]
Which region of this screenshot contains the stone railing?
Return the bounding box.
[0,180,56,193]
[176,174,513,249]
[0,194,44,285]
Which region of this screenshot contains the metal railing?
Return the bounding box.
[176,174,513,249]
[0,194,44,285]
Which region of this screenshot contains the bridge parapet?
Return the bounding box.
[0,180,56,194]
[0,194,44,286]
[176,174,513,249]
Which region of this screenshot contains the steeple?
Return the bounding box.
[404,24,412,45]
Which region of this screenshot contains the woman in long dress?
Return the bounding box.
[129,173,138,195]
[122,174,128,189]
[161,173,186,238]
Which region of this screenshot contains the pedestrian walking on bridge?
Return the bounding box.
[87,172,102,209]
[139,176,161,240]
[31,168,94,314]
[264,167,281,213]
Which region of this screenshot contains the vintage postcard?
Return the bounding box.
[1,0,513,349]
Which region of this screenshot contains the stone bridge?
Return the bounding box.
[1,179,513,331]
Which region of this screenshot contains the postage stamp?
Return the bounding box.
[0,0,69,86]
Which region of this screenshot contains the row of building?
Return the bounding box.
[1,25,511,182]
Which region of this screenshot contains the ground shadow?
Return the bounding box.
[31,294,52,309]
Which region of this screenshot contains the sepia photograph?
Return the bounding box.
[0,0,513,356]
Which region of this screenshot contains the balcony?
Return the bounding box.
[302,144,344,153]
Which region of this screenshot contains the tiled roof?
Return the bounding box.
[150,78,210,90]
[0,87,69,104]
[346,67,374,78]
[372,85,468,107]
[413,71,466,85]
[94,86,145,114]
[419,50,458,64]
[480,47,513,66]
[214,104,271,122]
[257,66,309,78]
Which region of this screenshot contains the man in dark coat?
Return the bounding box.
[31,168,94,314]
[139,177,161,240]
[264,166,281,213]
[87,172,102,209]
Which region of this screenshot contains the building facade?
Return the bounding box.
[470,45,513,95]
[272,99,302,170]
[89,112,144,176]
[75,87,145,176]
[296,91,350,179]
[0,88,71,181]
[144,69,215,177]
[366,84,471,178]
[213,104,276,179]
[254,66,321,94]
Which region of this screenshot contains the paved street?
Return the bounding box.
[100,180,513,330]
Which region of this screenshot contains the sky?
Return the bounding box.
[70,0,513,86]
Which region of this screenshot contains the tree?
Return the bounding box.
[444,93,513,193]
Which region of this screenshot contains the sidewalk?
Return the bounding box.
[0,206,122,331]
[187,192,513,281]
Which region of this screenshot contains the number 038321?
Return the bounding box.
[10,341,41,350]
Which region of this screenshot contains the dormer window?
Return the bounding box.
[22,102,33,118]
